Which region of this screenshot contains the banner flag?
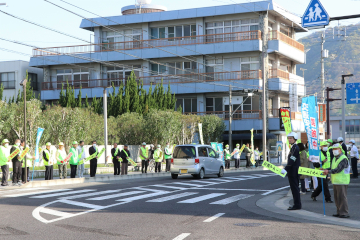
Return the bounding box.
[280,108,292,148]
[35,128,45,163]
[198,123,204,145]
[210,142,218,152]
[217,143,224,165]
[262,161,287,178]
[298,167,326,178]
[250,128,255,165]
[18,147,29,161]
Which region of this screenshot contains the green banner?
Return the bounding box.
[262,161,287,178]
[18,147,29,161]
[7,149,20,162]
[298,167,326,178]
[210,142,218,151]
[79,148,105,165]
[250,128,255,165]
[280,108,292,148]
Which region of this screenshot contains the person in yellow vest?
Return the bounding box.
[69,141,79,178]
[244,143,252,168]
[224,144,231,169]
[139,142,149,174]
[111,142,121,175]
[119,144,131,175]
[233,144,241,169]
[43,142,55,180]
[164,142,172,172]
[56,142,67,179]
[154,145,163,173]
[0,139,10,186]
[322,143,351,218]
[10,139,22,186]
[20,140,35,184]
[311,141,333,202]
[77,141,86,178]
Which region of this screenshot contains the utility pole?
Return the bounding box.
[20,78,27,181]
[341,74,354,142]
[262,51,267,162]
[320,33,325,103]
[300,68,307,79]
[229,85,232,151]
[326,87,341,139]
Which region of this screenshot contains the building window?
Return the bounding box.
[102,29,142,49]
[240,57,260,71]
[243,97,252,111]
[105,65,141,79]
[280,100,289,108]
[150,25,196,40]
[56,69,89,85]
[205,19,259,36]
[151,62,197,75]
[28,73,38,91]
[0,72,15,89]
[206,98,222,112]
[340,120,360,134]
[176,98,197,113]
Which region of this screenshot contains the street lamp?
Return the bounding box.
[20,78,27,182]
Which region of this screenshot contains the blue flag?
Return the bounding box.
[301,96,320,162]
[35,127,44,163]
[217,143,224,165]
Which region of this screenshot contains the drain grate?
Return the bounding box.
[234,223,268,227]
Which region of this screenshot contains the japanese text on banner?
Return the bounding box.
[280,108,292,148]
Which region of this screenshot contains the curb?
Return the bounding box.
[256,191,360,229]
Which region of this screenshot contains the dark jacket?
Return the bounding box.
[244,147,251,157]
[111,148,121,162]
[43,151,49,163]
[89,146,98,161]
[149,148,155,159]
[341,142,348,158]
[10,146,20,162]
[119,149,131,163]
[285,143,300,176]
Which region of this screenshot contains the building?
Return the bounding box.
[29,0,307,157]
[0,60,43,101]
[330,116,360,144]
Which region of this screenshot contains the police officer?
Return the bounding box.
[112,143,121,175]
[285,132,301,210]
[10,139,22,186]
[224,144,231,169]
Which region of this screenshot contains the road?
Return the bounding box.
[0,170,359,239]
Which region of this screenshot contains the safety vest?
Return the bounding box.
[315,151,328,170]
[0,146,8,166]
[224,149,231,160]
[57,149,67,165]
[43,149,52,166]
[164,147,172,159]
[331,154,350,185]
[69,147,79,165]
[322,151,331,169]
[140,147,148,160]
[154,149,163,162]
[12,145,20,161]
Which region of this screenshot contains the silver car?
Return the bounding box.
[170,144,224,179]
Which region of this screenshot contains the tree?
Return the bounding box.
[0,83,3,101]
[116,112,145,145]
[200,115,226,143]
[84,94,89,108]
[76,87,82,108]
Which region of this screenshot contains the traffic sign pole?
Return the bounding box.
[342,74,354,141]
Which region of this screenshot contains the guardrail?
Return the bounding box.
[268,30,304,52]
[269,68,290,80]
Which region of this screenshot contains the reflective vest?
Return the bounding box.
[21,146,33,168]
[56,149,67,165]
[140,147,148,160]
[331,154,350,185]
[43,149,52,166]
[12,145,20,161]
[154,149,162,162]
[112,147,119,160]
[315,151,328,170]
[69,147,79,165]
[0,146,8,166]
[224,149,231,160]
[164,147,172,159]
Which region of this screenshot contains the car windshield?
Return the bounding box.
[173,146,196,158]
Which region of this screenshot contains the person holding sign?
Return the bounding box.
[10,139,22,186]
[120,144,131,175]
[154,145,163,173]
[77,141,86,178]
[298,143,310,194]
[43,142,54,180]
[244,143,252,168]
[69,141,79,178]
[322,143,351,218]
[89,140,99,177]
[285,132,301,210]
[224,144,231,169]
[56,142,68,179]
[233,144,241,169]
[164,143,172,172]
[20,140,35,183]
[139,142,149,174]
[112,143,121,175]
[0,139,10,186]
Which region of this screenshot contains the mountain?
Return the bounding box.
[296,23,360,116]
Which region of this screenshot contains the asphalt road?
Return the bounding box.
[0,170,359,239]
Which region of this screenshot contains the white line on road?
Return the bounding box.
[116,191,169,202]
[195,188,267,191]
[204,178,232,182]
[30,189,95,199]
[178,193,226,203]
[87,191,145,201]
[59,190,121,200]
[171,182,205,187]
[203,213,225,222]
[262,186,290,195]
[151,184,187,190]
[39,208,75,218]
[147,192,198,202]
[58,199,104,210]
[134,187,169,192]
[4,189,72,198]
[173,233,191,240]
[190,180,219,184]
[210,194,254,205]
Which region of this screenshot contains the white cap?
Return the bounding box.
[157,144,161,148]
[287,132,298,140]
[349,139,356,144]
[142,142,146,145]
[337,137,344,142]
[150,144,154,148]
[333,143,341,149]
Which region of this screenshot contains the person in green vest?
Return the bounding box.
[69,141,79,178]
[311,141,333,203]
[20,140,35,183]
[164,142,172,172]
[112,142,121,175]
[154,144,163,173]
[224,144,231,169]
[56,142,68,179]
[139,142,149,174]
[0,139,10,186]
[233,143,241,169]
[322,143,351,218]
[77,141,85,178]
[244,143,252,168]
[10,139,22,186]
[43,142,54,180]
[119,144,130,175]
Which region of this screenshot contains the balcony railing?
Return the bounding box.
[184,110,262,120]
[268,30,304,52]
[32,30,262,57]
[0,80,15,89]
[269,68,289,80]
[41,70,262,91]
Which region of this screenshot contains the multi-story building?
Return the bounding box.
[0,60,43,101]
[330,116,360,144]
[29,0,307,156]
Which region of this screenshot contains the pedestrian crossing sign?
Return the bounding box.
[302,0,330,28]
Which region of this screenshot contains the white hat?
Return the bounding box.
[333,143,341,149]
[142,142,146,145]
[337,137,344,142]
[157,144,161,148]
[150,144,154,148]
[349,139,356,144]
[287,132,298,140]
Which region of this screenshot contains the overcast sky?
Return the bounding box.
[0,0,359,61]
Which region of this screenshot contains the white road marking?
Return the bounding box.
[210,194,254,205]
[0,187,47,193]
[194,188,267,191]
[4,189,72,198]
[151,184,187,190]
[39,208,75,218]
[171,182,205,187]
[262,186,290,195]
[173,233,191,240]
[178,193,226,203]
[204,178,232,182]
[222,177,244,180]
[87,191,145,201]
[59,190,121,200]
[117,191,169,202]
[147,192,198,202]
[203,213,225,222]
[30,189,95,198]
[190,180,219,184]
[58,199,104,210]
[134,187,169,192]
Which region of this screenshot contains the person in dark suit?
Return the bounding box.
[111,143,121,175]
[89,140,99,177]
[119,144,130,175]
[337,137,348,158]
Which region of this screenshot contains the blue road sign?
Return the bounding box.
[302,0,330,28]
[346,83,360,104]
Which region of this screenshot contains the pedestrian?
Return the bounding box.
[43,142,54,180]
[149,144,155,160]
[56,142,67,179]
[10,139,22,186]
[164,142,172,172]
[322,143,351,218]
[348,139,359,179]
[298,143,310,194]
[120,144,130,175]
[69,141,79,178]
[285,132,301,210]
[111,143,121,175]
[233,143,241,169]
[244,143,252,168]
[139,142,148,174]
[224,144,231,169]
[89,140,99,177]
[337,137,348,158]
[154,144,163,173]
[311,141,333,202]
[254,147,260,167]
[20,140,35,183]
[77,141,85,178]
[0,139,10,186]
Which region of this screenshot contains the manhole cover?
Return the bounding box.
[234,223,268,227]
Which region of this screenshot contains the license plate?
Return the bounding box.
[180,169,188,174]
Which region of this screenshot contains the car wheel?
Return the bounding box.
[171,174,178,179]
[197,168,205,179]
[217,167,224,177]
[191,174,197,178]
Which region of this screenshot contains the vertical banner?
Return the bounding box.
[301,96,320,162]
[198,123,204,145]
[280,108,292,148]
[250,128,255,165]
[217,143,224,165]
[35,127,45,163]
[210,142,218,151]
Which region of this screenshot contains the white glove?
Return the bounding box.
[281,169,287,174]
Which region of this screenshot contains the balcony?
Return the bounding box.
[41,70,262,91]
[268,30,304,52]
[32,31,262,57]
[0,80,15,89]
[269,68,289,80]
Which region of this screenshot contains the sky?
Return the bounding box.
[1,0,360,62]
